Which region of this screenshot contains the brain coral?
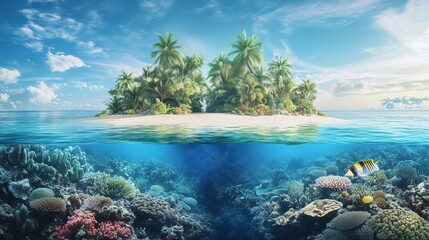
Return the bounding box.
[130,195,178,226]
[327,211,370,231]
[368,208,429,239]
[29,188,55,201]
[315,175,352,191]
[30,197,66,212]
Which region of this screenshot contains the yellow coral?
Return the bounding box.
[362,195,373,204]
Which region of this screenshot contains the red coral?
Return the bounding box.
[98,221,132,239]
[54,210,98,240]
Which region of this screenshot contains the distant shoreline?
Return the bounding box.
[80,113,346,128]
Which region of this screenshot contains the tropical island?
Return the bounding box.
[90,31,342,127]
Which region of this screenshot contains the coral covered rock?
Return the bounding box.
[299,199,343,218]
[130,195,178,227]
[7,178,31,200]
[368,208,429,239]
[327,211,370,231]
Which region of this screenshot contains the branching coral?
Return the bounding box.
[54,210,98,239]
[98,221,132,239]
[93,175,139,200]
[315,175,352,191]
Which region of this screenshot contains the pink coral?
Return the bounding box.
[54,210,98,239]
[98,221,132,239]
[315,175,352,191]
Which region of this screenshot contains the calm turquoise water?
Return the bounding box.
[1,111,429,239]
[0,110,428,144]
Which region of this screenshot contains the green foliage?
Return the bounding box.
[295,98,316,115]
[232,104,275,116]
[283,99,296,113]
[95,110,109,117]
[169,103,192,115]
[123,109,135,115]
[104,31,320,116]
[151,99,168,115]
[93,175,139,200]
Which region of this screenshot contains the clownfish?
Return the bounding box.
[345,159,380,177]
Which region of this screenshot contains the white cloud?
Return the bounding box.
[254,0,383,33]
[77,41,104,54]
[89,53,150,76]
[18,9,82,42]
[375,0,429,51]
[196,0,224,18]
[24,41,43,52]
[0,93,10,103]
[140,0,174,20]
[74,81,105,91]
[27,81,58,104]
[46,51,87,72]
[0,67,21,84]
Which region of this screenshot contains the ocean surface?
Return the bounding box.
[0,110,428,144]
[1,111,429,240]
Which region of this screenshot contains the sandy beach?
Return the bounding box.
[81,113,345,128]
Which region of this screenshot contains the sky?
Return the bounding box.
[1,0,429,110]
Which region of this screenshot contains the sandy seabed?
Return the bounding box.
[81,113,345,128]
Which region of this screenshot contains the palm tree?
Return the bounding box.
[107,95,123,114]
[236,73,265,107]
[123,85,142,110]
[140,67,179,103]
[268,56,293,82]
[297,79,317,101]
[115,71,135,96]
[176,54,204,82]
[151,33,183,68]
[229,30,263,74]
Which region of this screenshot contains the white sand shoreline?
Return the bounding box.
[80,113,346,128]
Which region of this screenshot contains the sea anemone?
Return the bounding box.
[362,195,373,204]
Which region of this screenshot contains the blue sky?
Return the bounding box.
[1,0,428,110]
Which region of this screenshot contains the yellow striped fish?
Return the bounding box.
[345,159,380,177]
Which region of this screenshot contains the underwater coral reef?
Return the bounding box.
[1,144,429,239]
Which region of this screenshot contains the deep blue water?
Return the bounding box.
[1,110,428,144]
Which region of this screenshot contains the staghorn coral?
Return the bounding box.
[299,199,342,218]
[327,211,370,231]
[368,208,429,239]
[315,175,352,191]
[29,197,66,212]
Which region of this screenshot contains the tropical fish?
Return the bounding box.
[345,159,380,177]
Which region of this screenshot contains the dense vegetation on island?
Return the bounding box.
[98,31,321,117]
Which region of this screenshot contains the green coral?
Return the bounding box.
[367,171,388,186]
[351,183,372,208]
[5,145,91,182]
[93,175,139,200]
[368,208,429,239]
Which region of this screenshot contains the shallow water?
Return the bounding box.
[1,111,429,240]
[1,110,428,144]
